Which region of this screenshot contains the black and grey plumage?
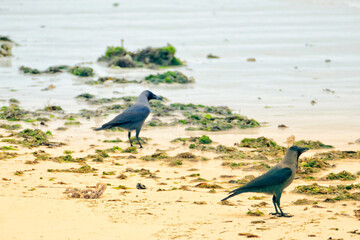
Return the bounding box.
[94,90,162,148]
[221,146,309,217]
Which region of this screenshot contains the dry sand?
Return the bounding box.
[0,120,359,240]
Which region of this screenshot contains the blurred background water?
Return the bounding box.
[0,0,359,133]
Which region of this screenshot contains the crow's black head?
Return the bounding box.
[289,146,309,156]
[143,90,162,101]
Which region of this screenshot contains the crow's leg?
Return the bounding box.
[135,129,142,148]
[128,131,132,147]
[270,195,280,216]
[276,194,293,218]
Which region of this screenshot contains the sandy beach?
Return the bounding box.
[0,119,359,240]
[1,0,360,239]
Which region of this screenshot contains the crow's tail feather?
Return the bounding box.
[221,188,246,201]
[94,123,113,131]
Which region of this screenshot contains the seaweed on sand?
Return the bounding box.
[294,140,333,149]
[314,151,360,160]
[221,161,249,169]
[64,182,106,199]
[0,151,18,160]
[48,165,96,173]
[296,157,332,177]
[322,171,357,181]
[18,129,51,147]
[0,123,22,130]
[2,128,62,148]
[86,77,139,85]
[0,104,28,121]
[141,151,206,166]
[237,137,286,156]
[195,182,223,189]
[295,183,360,201]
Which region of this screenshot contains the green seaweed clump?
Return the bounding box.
[295,183,342,195]
[198,135,212,144]
[132,44,182,66]
[144,71,194,84]
[300,157,331,169]
[19,66,41,74]
[169,159,183,166]
[215,145,237,153]
[221,161,249,169]
[76,93,95,99]
[195,182,222,189]
[239,137,279,149]
[0,151,18,160]
[0,104,27,121]
[324,171,357,181]
[104,46,127,58]
[297,157,331,177]
[0,36,13,42]
[128,136,150,145]
[19,65,69,74]
[315,151,360,160]
[126,168,157,178]
[141,151,168,161]
[295,183,360,201]
[86,77,139,85]
[183,113,260,131]
[247,210,264,216]
[44,105,63,111]
[69,66,94,77]
[48,165,95,173]
[123,146,137,153]
[0,123,22,130]
[55,154,85,163]
[294,140,333,149]
[238,137,286,156]
[99,44,183,67]
[207,54,219,59]
[293,198,313,205]
[44,65,69,73]
[18,129,51,147]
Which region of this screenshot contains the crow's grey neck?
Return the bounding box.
[281,151,299,168]
[137,93,150,105]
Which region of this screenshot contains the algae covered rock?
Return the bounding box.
[19,66,41,74]
[144,71,194,84]
[98,43,183,68]
[132,44,182,66]
[0,36,14,57]
[69,66,94,77]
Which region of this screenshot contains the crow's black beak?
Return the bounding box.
[155,95,163,100]
[299,147,309,155]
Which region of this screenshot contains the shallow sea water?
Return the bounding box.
[0,0,359,139]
